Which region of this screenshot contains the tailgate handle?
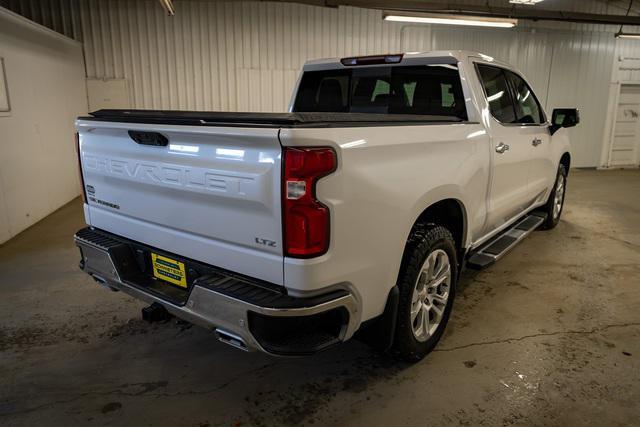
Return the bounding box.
[128,130,168,147]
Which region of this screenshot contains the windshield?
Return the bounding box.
[293,64,467,120]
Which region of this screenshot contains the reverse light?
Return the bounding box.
[286,181,307,200]
[283,147,336,258]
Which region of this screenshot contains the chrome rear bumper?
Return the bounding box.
[75,227,359,355]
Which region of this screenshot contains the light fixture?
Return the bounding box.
[509,0,545,4]
[383,12,517,28]
[616,32,640,39]
[158,0,175,16]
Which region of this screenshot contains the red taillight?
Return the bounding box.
[283,147,336,258]
[75,132,87,203]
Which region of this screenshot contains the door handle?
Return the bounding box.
[495,142,510,154]
[532,138,543,147]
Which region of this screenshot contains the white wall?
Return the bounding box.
[428,26,616,168]
[0,8,87,244]
[80,2,407,112]
[64,0,640,168]
[8,0,640,168]
[0,1,635,244]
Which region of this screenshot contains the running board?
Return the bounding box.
[467,213,546,270]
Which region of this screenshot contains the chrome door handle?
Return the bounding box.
[532,138,543,147]
[495,142,510,154]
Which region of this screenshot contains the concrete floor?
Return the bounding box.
[0,169,639,426]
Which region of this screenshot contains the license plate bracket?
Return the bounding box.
[151,253,187,288]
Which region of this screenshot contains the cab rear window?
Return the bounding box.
[293,65,468,120]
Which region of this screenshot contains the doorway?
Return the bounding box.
[608,84,640,167]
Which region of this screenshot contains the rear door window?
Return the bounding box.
[293,64,467,120]
[390,65,467,118]
[476,64,516,124]
[505,70,545,124]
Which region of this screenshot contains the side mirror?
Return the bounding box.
[550,108,580,135]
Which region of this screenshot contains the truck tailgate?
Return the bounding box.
[76,120,284,285]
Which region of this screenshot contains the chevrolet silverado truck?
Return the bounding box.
[74,51,579,361]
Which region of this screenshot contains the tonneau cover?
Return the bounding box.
[82,109,464,127]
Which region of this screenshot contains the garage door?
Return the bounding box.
[610,84,640,167]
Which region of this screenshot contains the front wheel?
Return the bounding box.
[392,224,457,362]
[541,164,567,230]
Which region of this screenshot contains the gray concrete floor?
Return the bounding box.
[1,169,639,426]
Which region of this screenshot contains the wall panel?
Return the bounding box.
[431,27,615,167]
[0,8,87,243]
[5,0,640,166]
[7,0,640,40]
[546,31,616,168]
[65,1,414,112]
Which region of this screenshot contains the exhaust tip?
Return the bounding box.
[215,329,248,351]
[92,274,108,286]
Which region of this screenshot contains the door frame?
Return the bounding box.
[603,81,640,169]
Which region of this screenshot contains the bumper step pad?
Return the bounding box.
[195,275,349,310]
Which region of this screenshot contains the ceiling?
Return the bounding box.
[272,0,640,25]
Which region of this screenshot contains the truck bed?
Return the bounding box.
[83,110,465,128]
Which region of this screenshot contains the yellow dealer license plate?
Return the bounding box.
[151,253,187,288]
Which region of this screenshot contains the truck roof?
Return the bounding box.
[302,50,512,71]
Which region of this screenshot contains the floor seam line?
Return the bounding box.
[435,321,640,352]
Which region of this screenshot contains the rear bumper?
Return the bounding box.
[74,227,359,356]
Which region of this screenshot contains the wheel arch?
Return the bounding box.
[362,196,468,352]
[560,152,571,174]
[415,199,466,252]
[404,197,468,268]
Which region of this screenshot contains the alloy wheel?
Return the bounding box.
[411,249,452,342]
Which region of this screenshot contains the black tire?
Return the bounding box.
[392,224,458,362]
[541,164,568,230]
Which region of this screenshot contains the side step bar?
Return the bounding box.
[467,213,546,270]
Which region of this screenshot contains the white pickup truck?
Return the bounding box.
[74,50,578,361]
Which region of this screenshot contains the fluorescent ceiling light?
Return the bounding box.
[383,12,517,28]
[616,32,640,39]
[509,0,544,4]
[158,0,175,16]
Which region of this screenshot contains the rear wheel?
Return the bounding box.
[393,224,457,362]
[541,164,567,230]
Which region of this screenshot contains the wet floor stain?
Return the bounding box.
[100,402,122,414]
